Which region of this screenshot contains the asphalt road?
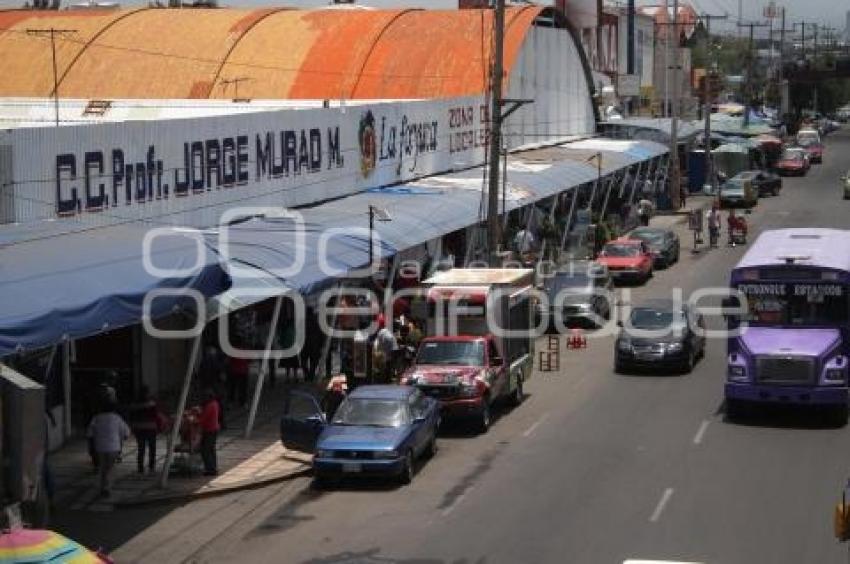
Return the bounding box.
[82,128,850,564]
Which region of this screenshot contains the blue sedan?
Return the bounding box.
[280,385,440,485]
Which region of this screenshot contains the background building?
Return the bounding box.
[0,6,597,226]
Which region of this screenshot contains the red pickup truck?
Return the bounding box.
[401,335,518,433]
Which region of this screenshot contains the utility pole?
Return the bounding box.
[663,0,670,117]
[813,24,819,114]
[812,24,819,67]
[700,12,727,193]
[778,8,791,67]
[487,0,505,265]
[27,28,76,127]
[669,0,681,209]
[794,22,808,61]
[737,21,769,125]
[627,0,635,75]
[776,9,794,118]
[737,0,742,38]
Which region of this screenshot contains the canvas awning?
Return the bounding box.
[0,223,229,357]
[206,138,668,296]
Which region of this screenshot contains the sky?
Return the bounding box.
[644,0,849,35]
[0,0,845,36]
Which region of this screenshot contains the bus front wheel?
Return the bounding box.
[725,398,746,420]
[832,404,849,427]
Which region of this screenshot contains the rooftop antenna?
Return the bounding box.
[219,76,252,101]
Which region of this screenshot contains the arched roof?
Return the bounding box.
[0,6,551,100]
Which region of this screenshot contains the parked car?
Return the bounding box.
[614,299,706,374]
[798,138,824,164]
[628,226,681,268]
[796,128,821,146]
[402,335,512,432]
[279,386,440,485]
[595,237,653,284]
[843,170,850,200]
[774,147,810,176]
[719,173,759,209]
[537,261,613,328]
[736,170,782,197]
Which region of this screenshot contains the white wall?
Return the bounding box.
[1,96,491,228]
[504,24,596,150]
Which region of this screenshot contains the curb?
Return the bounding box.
[113,464,312,508]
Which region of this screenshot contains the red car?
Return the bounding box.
[800,141,824,164]
[596,237,654,284]
[774,148,810,176]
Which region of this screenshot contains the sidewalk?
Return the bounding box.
[651,193,714,230]
[50,384,312,513]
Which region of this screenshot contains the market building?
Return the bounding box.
[0,5,670,508]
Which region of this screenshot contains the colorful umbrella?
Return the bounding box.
[0,529,108,563]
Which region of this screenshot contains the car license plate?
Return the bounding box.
[342,463,361,473]
[635,351,659,361]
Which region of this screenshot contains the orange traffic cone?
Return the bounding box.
[568,328,587,349]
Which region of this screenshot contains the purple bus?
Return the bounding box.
[726,228,850,423]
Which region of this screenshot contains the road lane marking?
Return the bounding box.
[624,560,704,563]
[441,486,473,516]
[522,413,549,438]
[649,488,674,523]
[692,420,710,445]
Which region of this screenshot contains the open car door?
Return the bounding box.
[279,390,326,454]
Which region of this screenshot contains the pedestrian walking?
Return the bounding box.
[706,202,721,248]
[87,404,130,498]
[637,198,653,226]
[374,314,398,383]
[198,389,220,476]
[87,373,119,470]
[128,386,162,474]
[679,185,687,209]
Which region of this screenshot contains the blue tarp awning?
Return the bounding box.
[208,138,668,296]
[0,224,230,357]
[0,138,668,354]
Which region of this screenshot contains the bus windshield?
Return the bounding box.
[737,282,848,326]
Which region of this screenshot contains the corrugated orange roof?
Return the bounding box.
[0,6,546,100]
[0,9,133,97]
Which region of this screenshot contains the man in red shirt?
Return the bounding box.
[198,389,221,476]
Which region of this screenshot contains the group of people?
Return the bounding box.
[705,202,748,248]
[85,379,165,498]
[372,313,423,383]
[84,372,222,498]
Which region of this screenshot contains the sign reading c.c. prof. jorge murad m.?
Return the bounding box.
[18,96,490,224]
[54,126,344,216]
